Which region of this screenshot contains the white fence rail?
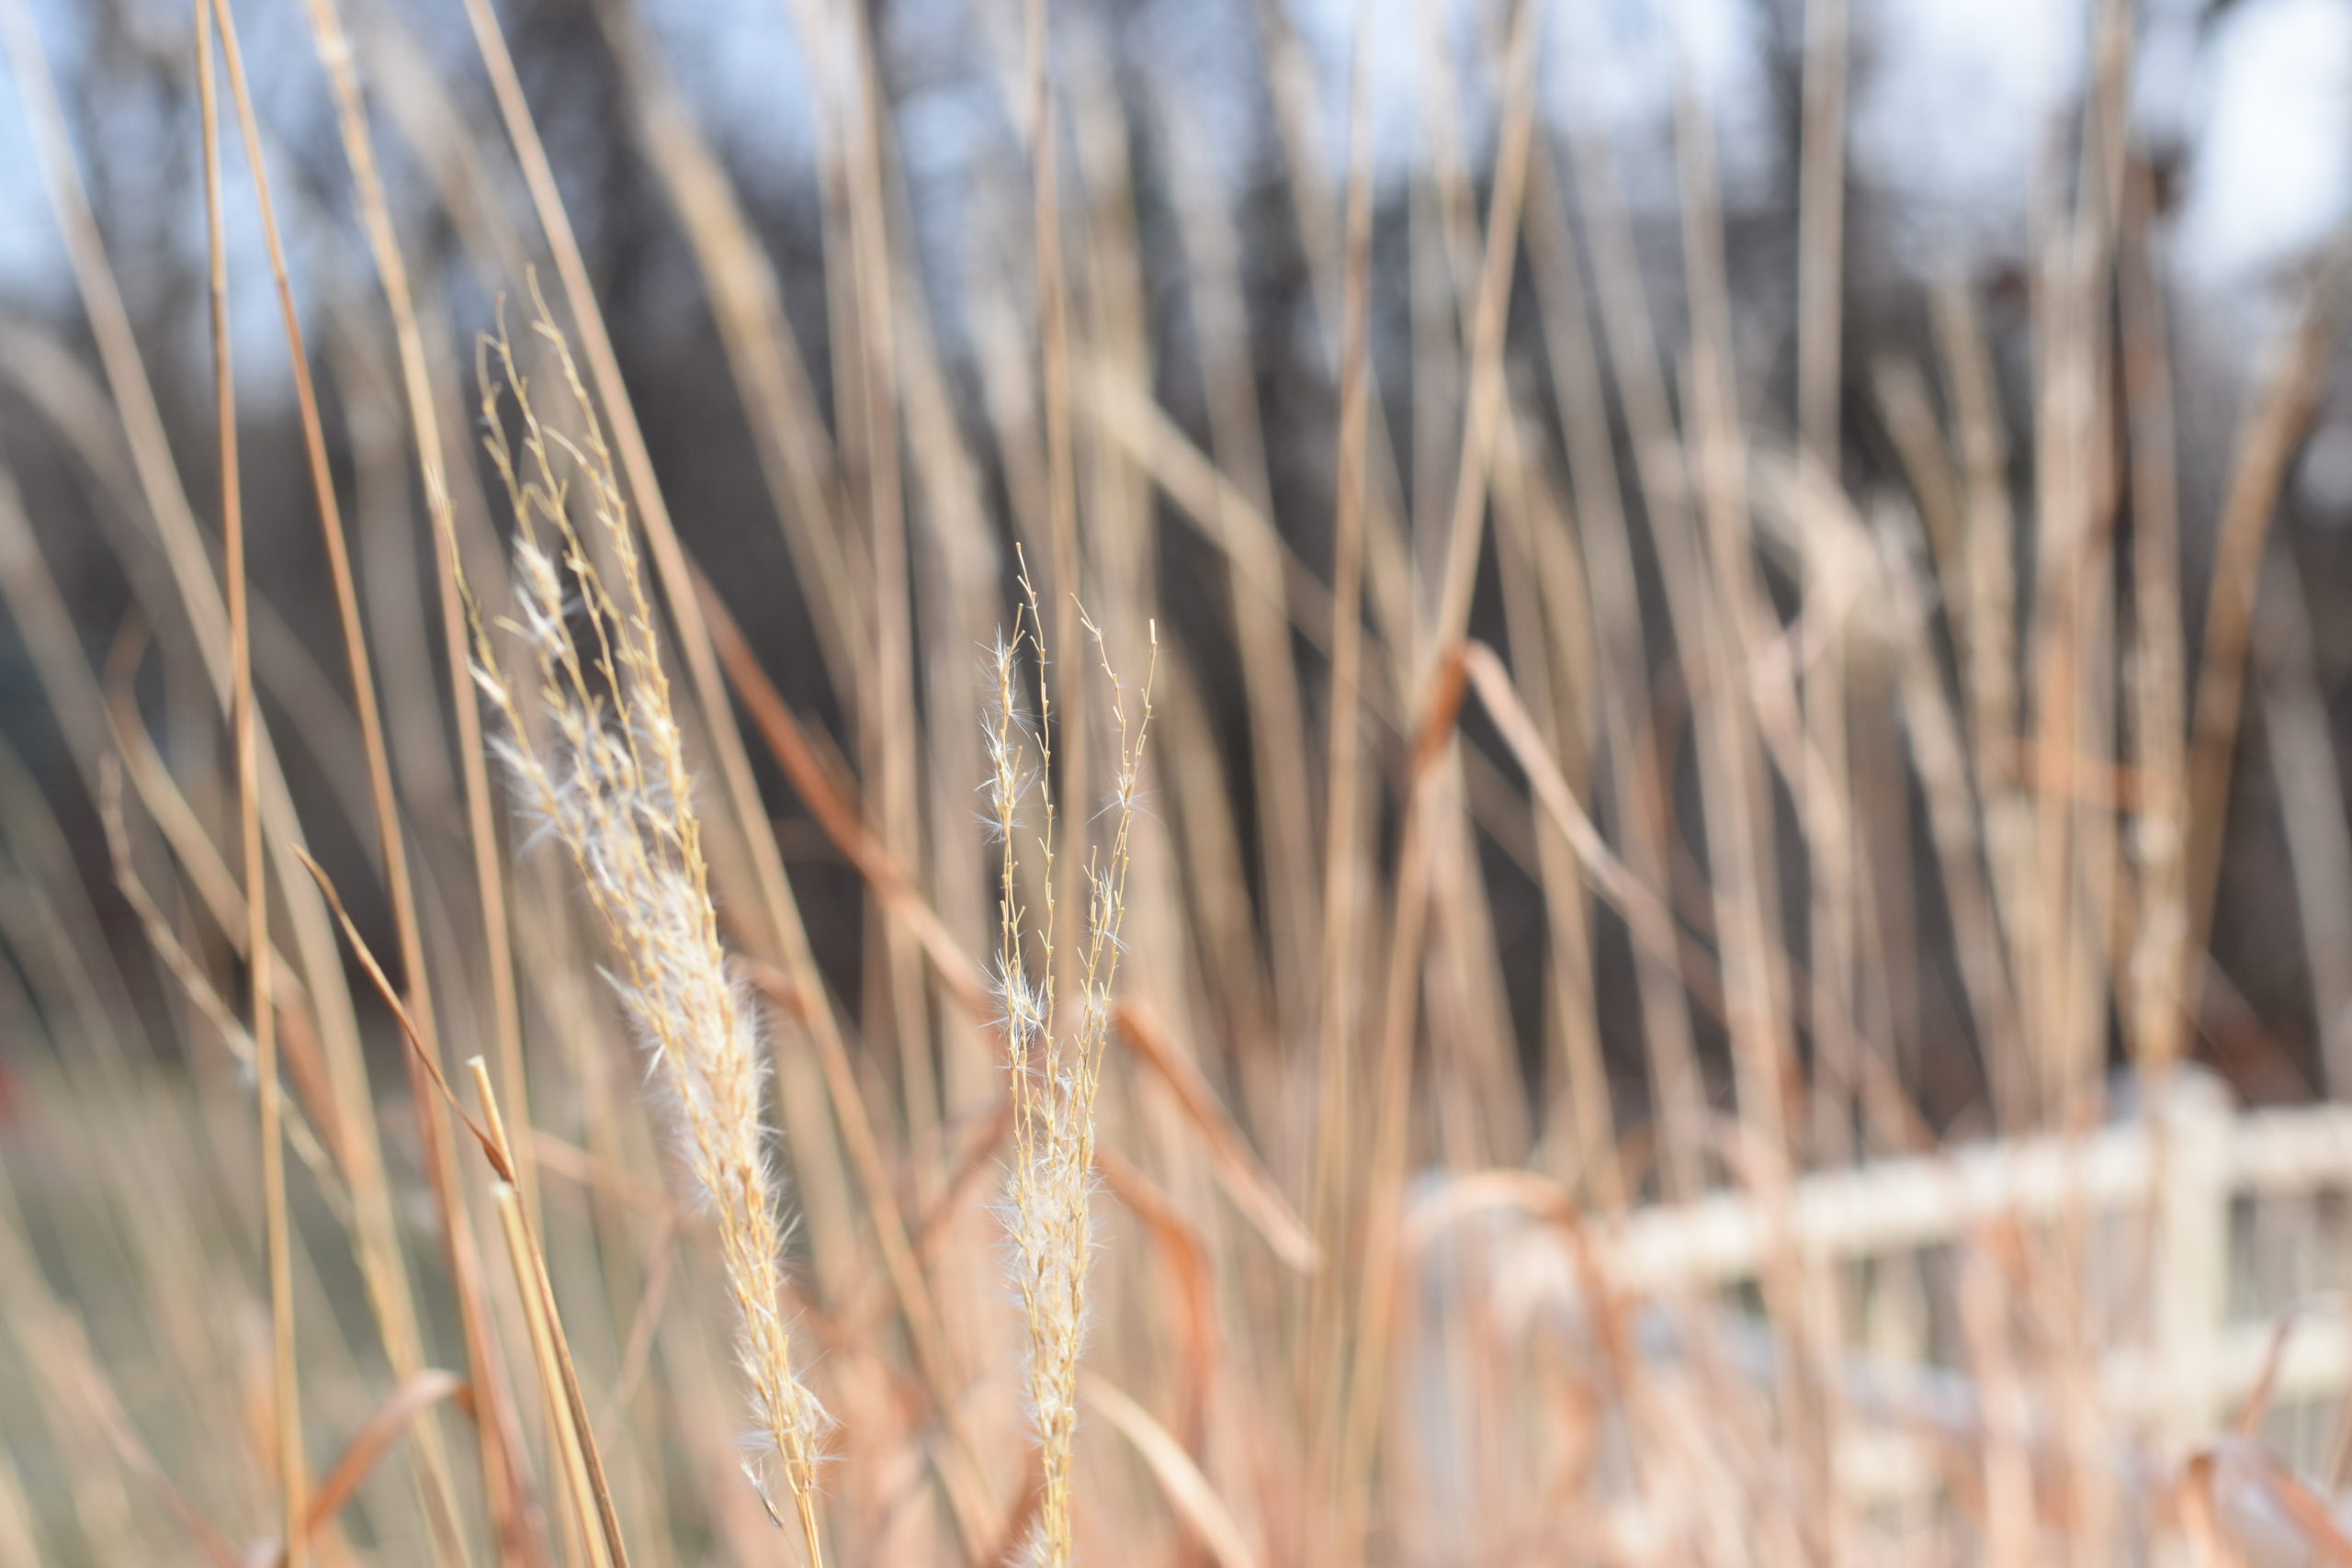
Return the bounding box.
[1577,1072,2352,1448]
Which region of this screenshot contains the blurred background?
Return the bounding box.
[4,0,2349,1108]
[4,0,2352,1562]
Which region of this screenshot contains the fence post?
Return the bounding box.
[2152,1066,2234,1444]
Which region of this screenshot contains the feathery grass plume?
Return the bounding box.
[989,556,1157,1567]
[466,290,831,1565]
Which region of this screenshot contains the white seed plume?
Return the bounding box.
[989,560,1155,1568]
[468,299,828,1555]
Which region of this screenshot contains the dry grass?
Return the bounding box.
[0,0,2350,1565]
[988,562,1155,1568]
[468,299,831,1566]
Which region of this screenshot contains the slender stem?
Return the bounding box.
[198,3,302,1559]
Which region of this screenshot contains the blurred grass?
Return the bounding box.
[0,0,2348,1563]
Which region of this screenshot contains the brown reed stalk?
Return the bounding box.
[1522,137,1703,1204]
[585,0,860,700]
[205,6,531,1559]
[1155,96,1320,1046]
[294,0,535,1216]
[2,18,459,1552]
[1019,0,1092,1029]
[195,0,303,1557]
[1295,18,1382,1562]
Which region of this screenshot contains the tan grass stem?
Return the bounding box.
[205,12,535,1563]
[1305,5,1378,1513]
[0,9,454,1545]
[294,0,536,1224]
[196,4,302,1558]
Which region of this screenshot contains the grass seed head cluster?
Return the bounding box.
[466,299,831,1549]
[988,560,1156,1567]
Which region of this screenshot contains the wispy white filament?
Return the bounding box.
[468,303,828,1539]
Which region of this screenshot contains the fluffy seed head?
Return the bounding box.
[987,557,1157,1568]
[469,293,829,1536]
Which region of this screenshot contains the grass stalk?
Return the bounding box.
[196,4,303,1558]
